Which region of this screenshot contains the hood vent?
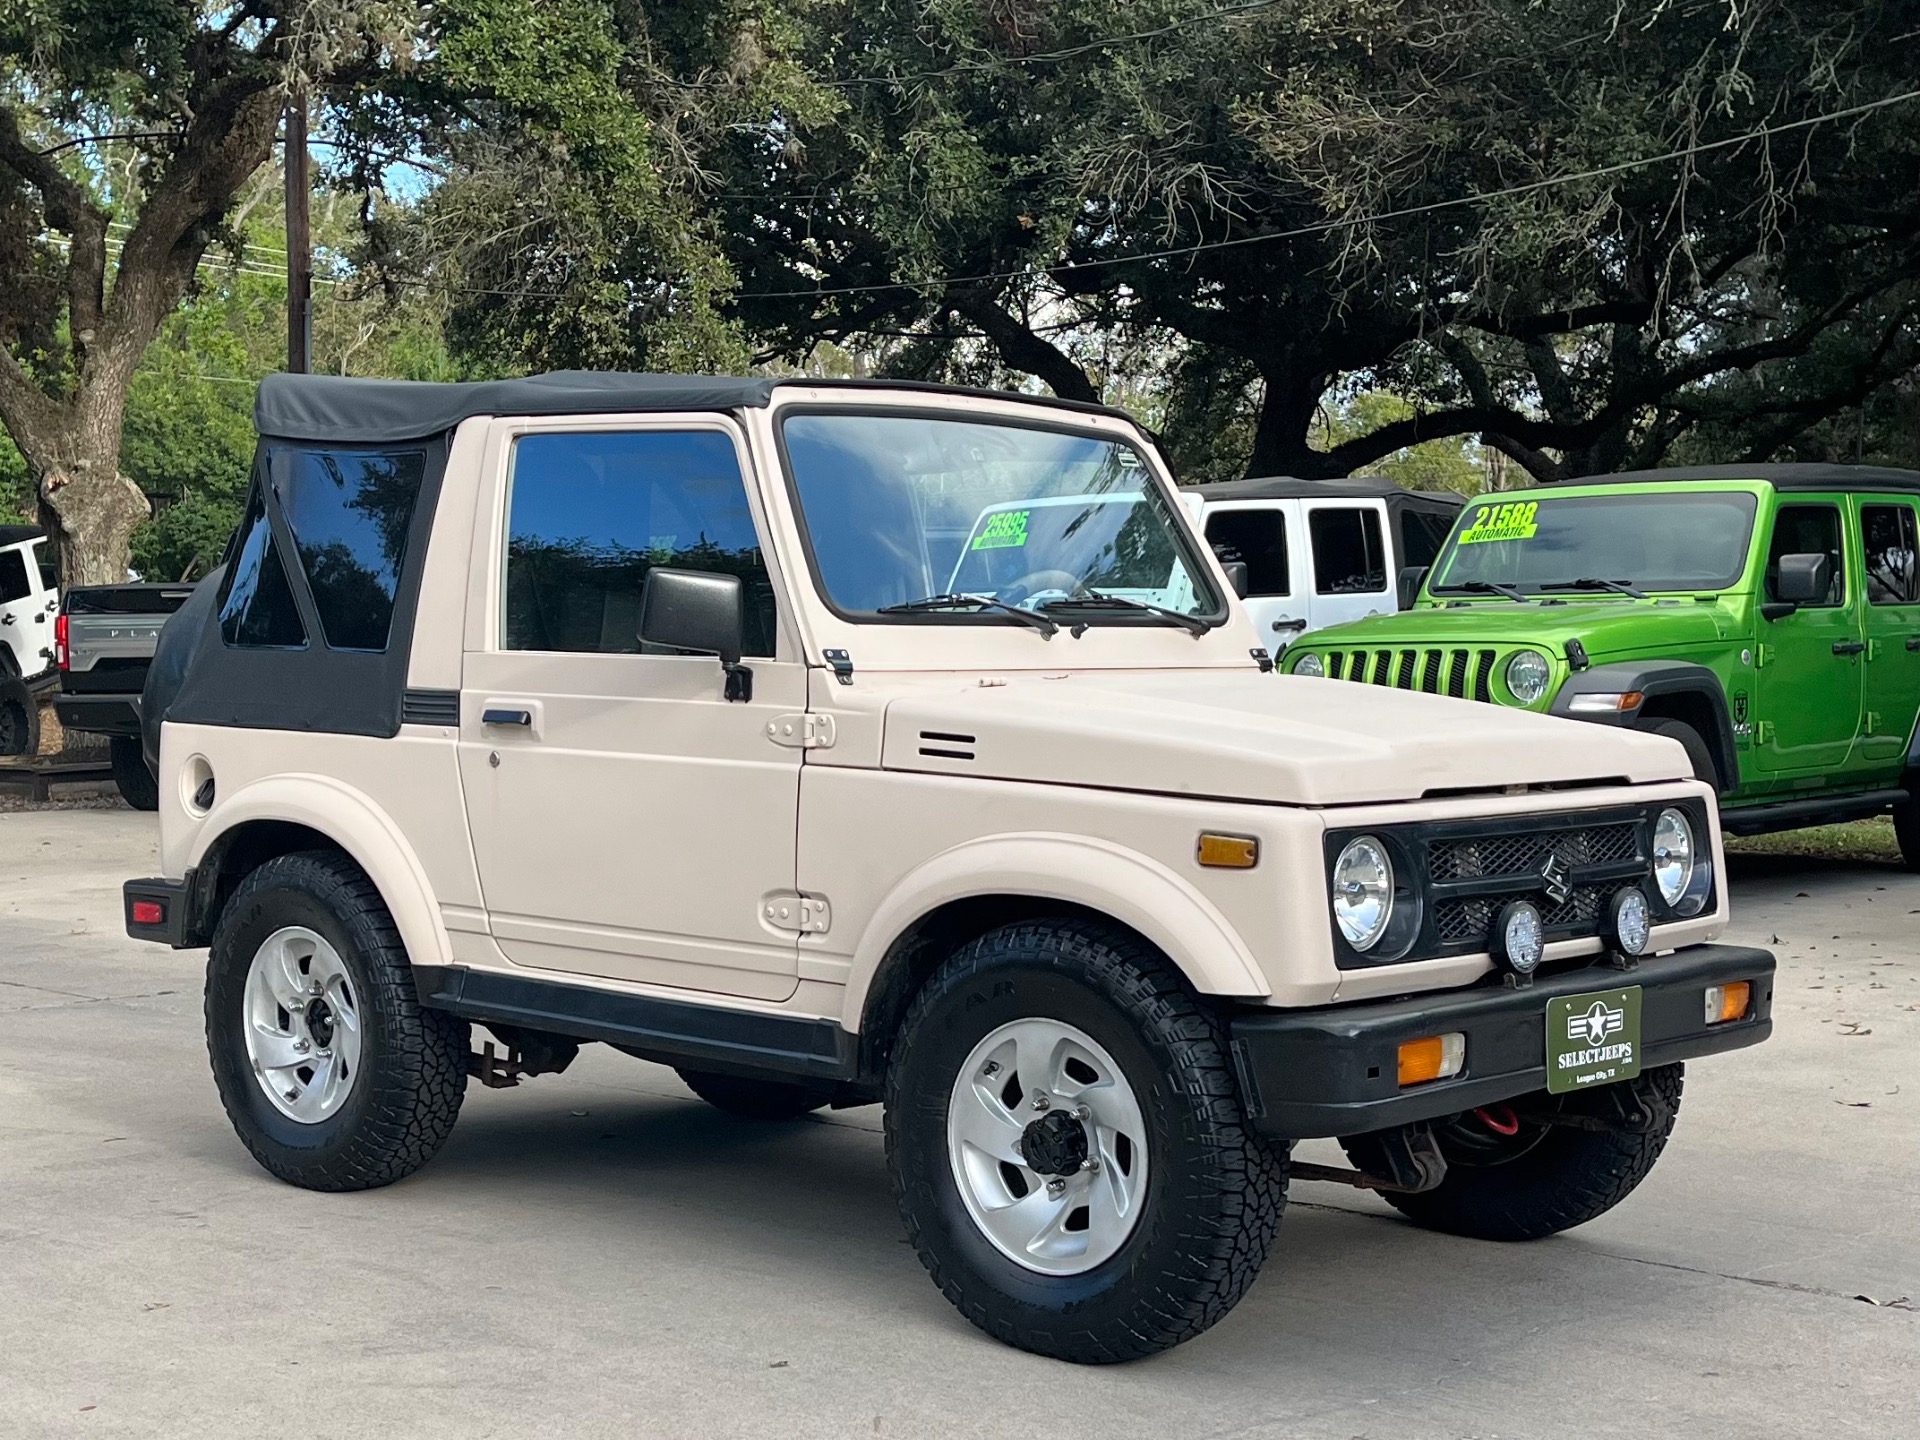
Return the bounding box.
[918,729,976,760]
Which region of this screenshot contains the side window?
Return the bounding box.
[1401,508,1455,569]
[1765,504,1846,607]
[34,540,57,593]
[0,549,28,604]
[1862,503,1919,606]
[1309,507,1388,595]
[1203,508,1289,597]
[504,430,776,658]
[218,491,307,648]
[276,447,427,652]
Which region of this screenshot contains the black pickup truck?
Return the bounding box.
[54,583,194,809]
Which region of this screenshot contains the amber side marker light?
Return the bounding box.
[1197,833,1259,869]
[1704,981,1751,1025]
[1397,1033,1466,1087]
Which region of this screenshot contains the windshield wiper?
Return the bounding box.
[1442,579,1530,603]
[1040,588,1214,637]
[1540,577,1648,599]
[877,593,1058,638]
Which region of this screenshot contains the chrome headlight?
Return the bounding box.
[1293,652,1325,678]
[1652,808,1694,906]
[1504,649,1551,704]
[1332,836,1394,951]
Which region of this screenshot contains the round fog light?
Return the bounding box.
[1608,887,1651,956]
[1492,900,1545,975]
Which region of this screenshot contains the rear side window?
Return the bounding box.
[1765,504,1846,607]
[1309,507,1387,594]
[277,449,427,652]
[218,493,307,649]
[1863,503,1919,605]
[0,549,28,604]
[1204,508,1290,597]
[504,430,775,657]
[1400,508,1456,569]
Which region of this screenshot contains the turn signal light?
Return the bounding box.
[1397,1032,1466,1086]
[1196,833,1259,869]
[131,900,164,927]
[1704,981,1751,1025]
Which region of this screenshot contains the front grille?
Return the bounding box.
[1325,646,1500,702]
[1434,884,1610,943]
[1428,823,1638,882]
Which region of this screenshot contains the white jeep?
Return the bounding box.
[127,373,1774,1363]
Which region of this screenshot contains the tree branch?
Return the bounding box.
[945,284,1099,402]
[0,104,111,364]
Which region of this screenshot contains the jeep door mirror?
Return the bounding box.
[638,568,752,701]
[1396,565,1429,610]
[1766,552,1831,619]
[1221,560,1250,599]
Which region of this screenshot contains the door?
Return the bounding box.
[1202,501,1306,649]
[457,422,807,1002]
[1753,499,1863,776]
[0,542,54,677]
[1303,502,1394,630]
[1855,498,1920,773]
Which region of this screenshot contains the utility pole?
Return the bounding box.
[284,89,312,374]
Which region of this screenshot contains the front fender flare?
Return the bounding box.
[190,773,452,970]
[841,831,1272,1034]
[1552,660,1739,790]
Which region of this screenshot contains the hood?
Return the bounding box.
[1294,597,1735,659]
[878,670,1688,806]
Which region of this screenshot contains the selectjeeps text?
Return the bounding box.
[126,372,1774,1363]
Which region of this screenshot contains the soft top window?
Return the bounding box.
[276,447,428,652]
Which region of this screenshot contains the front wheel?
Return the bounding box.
[1342,1064,1684,1241]
[886,921,1286,1363]
[110,734,159,810]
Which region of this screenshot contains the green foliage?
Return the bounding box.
[1315,393,1487,495]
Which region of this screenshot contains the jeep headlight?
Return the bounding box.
[1504,649,1551,704]
[1293,652,1324,678]
[1332,836,1394,951]
[1652,806,1713,915]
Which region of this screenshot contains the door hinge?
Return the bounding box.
[1865,710,1882,736]
[1866,638,1881,662]
[1756,719,1775,744]
[766,713,836,749]
[763,892,831,934]
[1754,643,1773,669]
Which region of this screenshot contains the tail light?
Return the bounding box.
[54,612,69,670]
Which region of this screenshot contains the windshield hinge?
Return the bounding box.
[1250,647,1274,673]
[823,649,855,685]
[766,713,836,750]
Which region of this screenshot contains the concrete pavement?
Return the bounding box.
[1,808,1913,1438]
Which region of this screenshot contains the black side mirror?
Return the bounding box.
[1221,560,1250,599]
[639,567,752,700]
[1764,552,1831,620]
[1397,565,1429,610]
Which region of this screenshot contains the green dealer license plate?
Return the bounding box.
[1545,986,1643,1094]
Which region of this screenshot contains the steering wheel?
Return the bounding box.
[1002,569,1081,605]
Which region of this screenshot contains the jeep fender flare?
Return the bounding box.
[1551,660,1740,791]
[189,773,452,970]
[841,831,1272,1035]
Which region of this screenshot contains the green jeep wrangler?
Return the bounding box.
[1284,464,1920,866]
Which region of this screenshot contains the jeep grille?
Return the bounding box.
[1321,646,1502,702]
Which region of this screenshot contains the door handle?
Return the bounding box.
[1832,640,1865,656]
[1907,637,1920,652]
[1271,618,1307,632]
[481,707,533,727]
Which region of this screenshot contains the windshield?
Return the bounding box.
[1431,490,1761,595]
[781,412,1221,621]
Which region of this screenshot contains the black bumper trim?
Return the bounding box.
[1231,943,1774,1138]
[54,693,142,737]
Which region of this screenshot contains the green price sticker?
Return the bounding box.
[972,509,1030,550]
[1458,500,1539,545]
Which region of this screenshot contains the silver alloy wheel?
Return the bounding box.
[946,1018,1150,1275]
[242,926,363,1124]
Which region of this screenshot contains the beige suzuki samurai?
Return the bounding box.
[126,372,1774,1362]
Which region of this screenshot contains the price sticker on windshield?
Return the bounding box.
[972,509,1030,550]
[1457,500,1539,545]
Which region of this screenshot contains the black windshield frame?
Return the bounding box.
[773,404,1227,628]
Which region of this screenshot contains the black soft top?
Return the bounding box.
[1547,462,1920,495]
[1188,475,1467,509]
[254,371,1135,444]
[0,523,46,546]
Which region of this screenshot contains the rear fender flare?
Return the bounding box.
[189,773,451,969]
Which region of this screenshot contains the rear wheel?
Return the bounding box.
[675,1068,832,1120]
[1643,718,1719,792]
[110,734,158,810]
[0,675,36,757]
[1342,1064,1684,1241]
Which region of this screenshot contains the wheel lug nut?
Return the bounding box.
[1031,1092,1050,1111]
[1046,1178,1067,1197]
[293,1039,311,1054]
[1075,1104,1091,1121]
[1082,1158,1101,1174]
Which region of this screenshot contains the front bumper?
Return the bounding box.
[54,693,141,738]
[1230,943,1773,1138]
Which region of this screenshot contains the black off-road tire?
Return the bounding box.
[110,734,159,810]
[1342,1064,1685,1242]
[1893,794,1920,874]
[676,1068,833,1120]
[886,921,1287,1364]
[1644,719,1720,792]
[0,674,37,757]
[206,850,469,1191]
